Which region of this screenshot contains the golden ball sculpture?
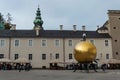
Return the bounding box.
[74,41,97,63]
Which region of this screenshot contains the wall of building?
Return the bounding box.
[0,38,10,58]
[0,37,112,68]
[94,38,113,65]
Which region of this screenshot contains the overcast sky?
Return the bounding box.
[0,0,120,30]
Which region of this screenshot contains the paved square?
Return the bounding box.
[0,70,120,80]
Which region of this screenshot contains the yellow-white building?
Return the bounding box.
[0,7,114,68]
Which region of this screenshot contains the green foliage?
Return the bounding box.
[0,12,12,30]
[0,13,4,23]
[4,23,11,29]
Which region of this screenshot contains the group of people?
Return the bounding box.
[0,62,32,72]
[72,61,108,72]
[16,63,32,72]
[0,63,12,70]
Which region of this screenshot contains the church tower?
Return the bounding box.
[33,7,43,30]
[108,10,120,59]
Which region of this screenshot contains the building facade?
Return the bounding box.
[98,10,120,60]
[0,7,114,68]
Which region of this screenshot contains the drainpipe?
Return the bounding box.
[63,38,65,68]
[8,37,11,59]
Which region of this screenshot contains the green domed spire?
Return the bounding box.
[0,23,5,30]
[33,6,43,30]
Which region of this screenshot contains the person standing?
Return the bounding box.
[101,63,107,72]
[19,64,24,72]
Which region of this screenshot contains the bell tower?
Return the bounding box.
[33,6,43,30]
[108,10,120,59]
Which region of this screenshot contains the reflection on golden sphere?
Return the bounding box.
[74,41,97,63]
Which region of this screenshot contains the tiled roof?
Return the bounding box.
[98,26,108,30]
[0,30,111,38]
[97,21,108,30]
[108,10,120,14]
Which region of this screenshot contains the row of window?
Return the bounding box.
[0,39,73,47]
[0,53,73,60]
[0,53,110,61]
[100,53,110,59]
[0,39,109,47]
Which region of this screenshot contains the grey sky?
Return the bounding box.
[0,0,120,30]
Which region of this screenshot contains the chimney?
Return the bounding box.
[73,25,77,31]
[35,27,40,36]
[10,24,16,30]
[82,25,85,31]
[60,25,63,30]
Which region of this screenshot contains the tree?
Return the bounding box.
[4,13,12,29]
[0,12,12,30]
[0,13,5,23]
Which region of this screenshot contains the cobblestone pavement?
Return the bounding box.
[0,69,120,80]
